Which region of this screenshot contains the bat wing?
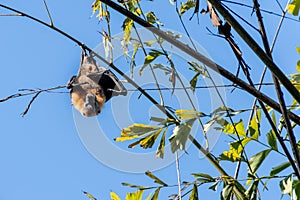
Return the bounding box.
[87,70,127,102]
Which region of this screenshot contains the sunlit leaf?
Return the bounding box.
[219,138,251,162]
[249,149,271,175]
[146,12,163,26]
[140,50,165,75]
[144,40,156,47]
[169,119,196,152]
[122,18,133,46]
[270,161,291,176]
[139,129,163,148]
[156,129,166,158]
[297,60,300,72]
[249,109,261,140]
[145,171,168,186]
[121,124,160,137]
[116,124,161,142]
[287,0,300,16]
[189,183,199,200]
[217,119,246,137]
[296,47,300,54]
[180,1,196,15]
[83,191,97,200]
[110,191,121,200]
[280,174,293,195]
[175,109,205,119]
[125,190,144,200]
[150,188,160,200]
[91,0,107,20]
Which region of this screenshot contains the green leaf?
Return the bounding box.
[180,1,196,15]
[125,190,144,200]
[188,61,208,78]
[192,173,214,182]
[280,174,293,195]
[221,185,233,200]
[245,179,259,200]
[153,64,172,75]
[270,161,291,176]
[130,43,141,72]
[140,50,165,75]
[293,179,300,200]
[175,109,205,119]
[169,119,196,152]
[266,130,278,150]
[189,183,199,200]
[287,0,300,16]
[150,116,166,123]
[271,111,277,126]
[151,188,160,200]
[217,119,246,137]
[297,60,300,72]
[249,149,271,174]
[156,130,166,158]
[122,182,150,190]
[83,191,97,200]
[209,181,219,191]
[121,124,160,137]
[145,171,168,186]
[219,137,251,162]
[190,73,200,93]
[122,18,133,46]
[110,191,121,200]
[249,110,261,140]
[145,12,163,26]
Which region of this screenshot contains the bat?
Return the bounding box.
[67,50,127,117]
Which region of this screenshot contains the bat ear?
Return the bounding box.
[80,48,88,66]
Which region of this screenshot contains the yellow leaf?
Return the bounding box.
[297,60,300,72]
[110,191,121,200]
[287,0,300,16]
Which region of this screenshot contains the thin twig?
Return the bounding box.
[220,0,299,22]
[175,152,182,200]
[21,91,42,117]
[43,0,53,26]
[0,13,22,16]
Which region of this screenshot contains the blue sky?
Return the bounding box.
[0,0,300,199]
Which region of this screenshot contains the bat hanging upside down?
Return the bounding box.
[67,50,127,117]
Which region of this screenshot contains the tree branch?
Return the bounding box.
[253,0,300,178]
[77,0,300,126]
[207,0,300,105]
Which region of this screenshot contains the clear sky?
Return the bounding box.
[0,0,299,199]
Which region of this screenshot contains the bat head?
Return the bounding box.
[81,93,102,117]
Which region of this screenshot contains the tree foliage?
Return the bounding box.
[1,0,300,199]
